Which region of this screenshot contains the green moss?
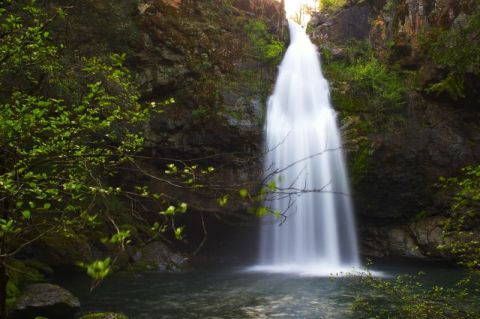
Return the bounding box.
[324,41,407,128]
[322,41,409,182]
[320,0,348,13]
[244,20,286,66]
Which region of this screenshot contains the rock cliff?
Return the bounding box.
[310,0,480,258]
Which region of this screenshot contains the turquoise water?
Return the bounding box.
[61,261,462,319]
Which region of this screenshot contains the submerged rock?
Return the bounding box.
[11,283,80,319]
[79,312,128,319]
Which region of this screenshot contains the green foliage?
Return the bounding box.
[78,258,112,289]
[239,188,249,199]
[244,20,285,66]
[438,164,480,269]
[320,0,348,13]
[351,272,479,319]
[323,42,406,182]
[217,195,230,207]
[0,1,194,294]
[329,43,405,110]
[421,5,480,99]
[324,42,406,129]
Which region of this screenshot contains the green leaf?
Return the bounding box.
[178,202,188,213]
[239,188,249,199]
[22,210,31,219]
[274,210,281,219]
[217,195,229,206]
[174,226,185,240]
[256,206,267,217]
[268,180,276,191]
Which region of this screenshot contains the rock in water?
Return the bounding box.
[11,283,80,319]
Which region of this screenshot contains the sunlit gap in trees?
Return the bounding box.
[282,0,318,26]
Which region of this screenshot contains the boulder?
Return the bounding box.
[409,216,447,257]
[387,228,425,258]
[11,283,80,319]
[132,241,188,271]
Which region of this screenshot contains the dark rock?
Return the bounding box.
[387,228,424,258]
[11,283,80,319]
[132,241,189,271]
[409,216,447,257]
[418,62,448,90]
[32,234,92,269]
[360,227,389,257]
[356,92,480,224]
[311,0,379,44]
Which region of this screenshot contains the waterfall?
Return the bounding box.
[255,21,360,275]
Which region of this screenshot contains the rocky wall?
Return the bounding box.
[309,0,480,259]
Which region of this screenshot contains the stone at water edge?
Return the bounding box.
[132,241,189,271]
[11,283,80,319]
[79,312,129,319]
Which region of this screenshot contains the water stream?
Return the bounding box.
[254,21,359,275]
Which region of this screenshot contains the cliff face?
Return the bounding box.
[310,0,480,258]
[19,0,285,266]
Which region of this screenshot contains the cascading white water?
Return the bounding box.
[255,21,360,275]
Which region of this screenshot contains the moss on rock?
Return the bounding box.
[79,312,129,319]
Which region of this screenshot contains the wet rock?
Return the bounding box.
[11,283,80,319]
[409,216,447,257]
[79,312,129,319]
[132,241,189,271]
[361,215,450,258]
[387,228,425,258]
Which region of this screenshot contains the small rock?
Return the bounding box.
[11,283,80,319]
[79,312,129,319]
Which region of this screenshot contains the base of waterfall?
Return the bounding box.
[246,264,384,277]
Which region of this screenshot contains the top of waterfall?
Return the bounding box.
[287,20,308,44]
